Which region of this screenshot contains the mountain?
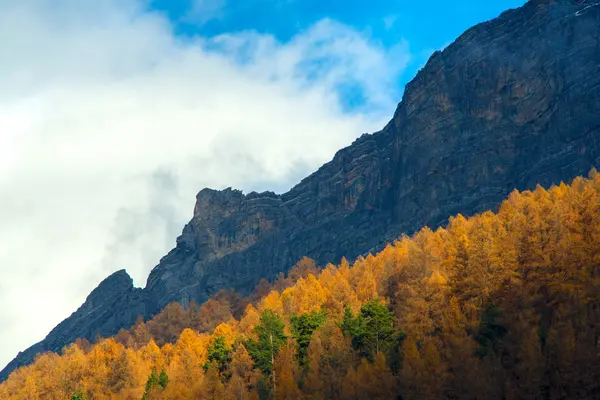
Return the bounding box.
[3,172,600,398]
[3,0,600,381]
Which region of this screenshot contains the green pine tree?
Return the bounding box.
[158,369,169,389]
[340,306,358,338]
[141,368,159,400]
[291,311,326,366]
[246,310,287,375]
[475,302,507,358]
[204,335,233,380]
[340,300,397,359]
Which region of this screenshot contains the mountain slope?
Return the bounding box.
[3,173,600,399]
[3,0,600,380]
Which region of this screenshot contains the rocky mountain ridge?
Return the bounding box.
[3,0,600,381]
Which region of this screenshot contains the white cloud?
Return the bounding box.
[0,0,410,372]
[185,0,228,24]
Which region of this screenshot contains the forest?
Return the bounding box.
[1,171,600,399]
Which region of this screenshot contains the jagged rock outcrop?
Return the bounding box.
[1,271,147,379]
[3,0,600,381]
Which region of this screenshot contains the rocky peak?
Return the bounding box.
[85,269,134,306]
[193,188,244,219]
[528,0,556,5]
[190,187,289,262]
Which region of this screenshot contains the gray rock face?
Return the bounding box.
[46,270,148,347]
[0,270,147,379]
[3,0,600,381]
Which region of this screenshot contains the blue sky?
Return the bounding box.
[150,0,527,109]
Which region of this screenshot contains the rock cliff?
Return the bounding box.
[3,0,600,381]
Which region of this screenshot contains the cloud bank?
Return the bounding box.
[0,0,410,371]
